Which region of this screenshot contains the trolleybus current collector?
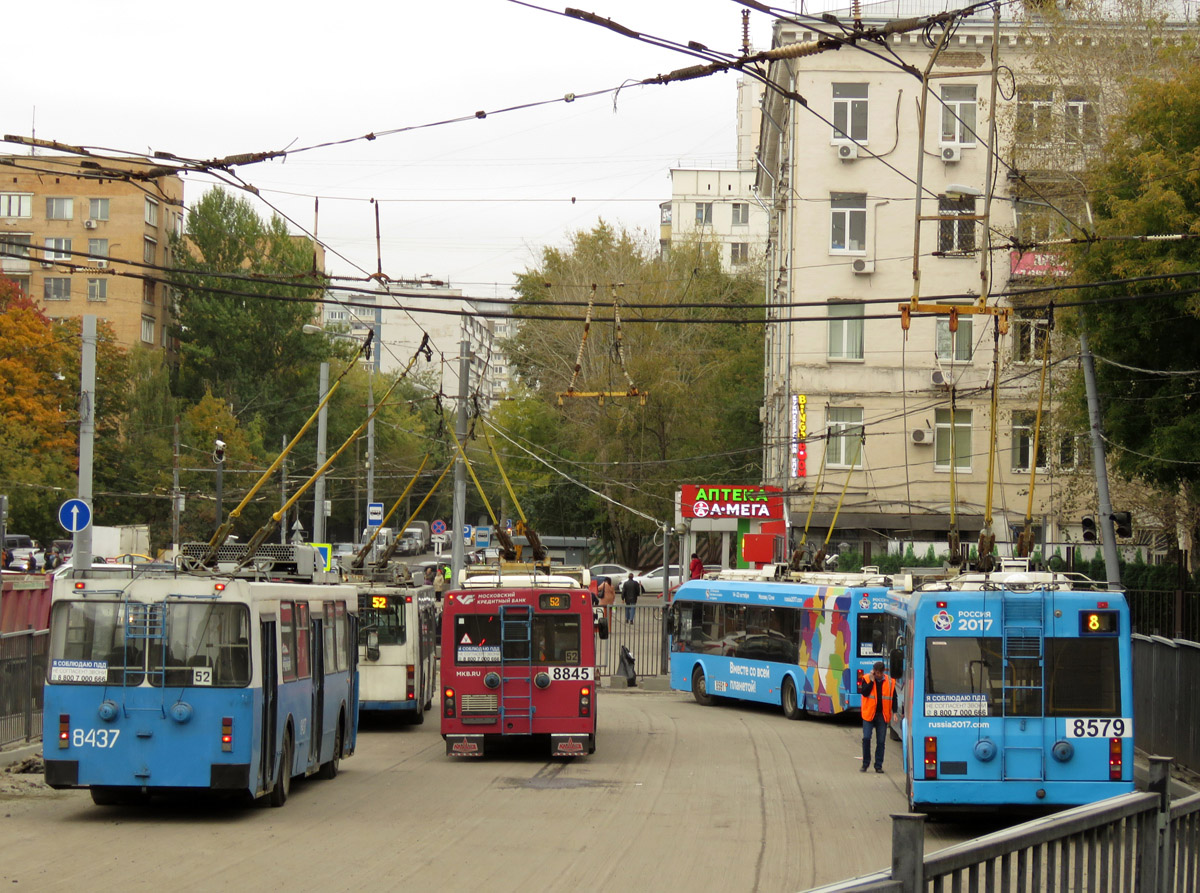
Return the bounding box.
[43,544,359,806]
[441,577,597,758]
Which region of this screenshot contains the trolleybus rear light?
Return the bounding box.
[1109,737,1123,780]
[407,665,415,700]
[74,582,85,590]
[405,595,413,603]
[444,688,456,719]
[924,736,938,779]
[214,583,226,592]
[221,716,233,752]
[579,686,591,717]
[58,714,70,748]
[1097,601,1108,609]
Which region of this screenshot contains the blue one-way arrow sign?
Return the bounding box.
[58,498,92,533]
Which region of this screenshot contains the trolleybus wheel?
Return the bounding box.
[319,720,342,780]
[270,730,293,807]
[781,678,803,721]
[411,700,425,725]
[89,786,120,806]
[691,665,714,707]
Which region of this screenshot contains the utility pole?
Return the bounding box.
[314,362,329,543]
[74,316,97,572]
[171,416,181,557]
[366,372,375,527]
[1080,327,1121,585]
[451,340,472,586]
[280,434,288,545]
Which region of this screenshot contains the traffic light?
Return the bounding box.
[1081,516,1097,542]
[1111,511,1132,538]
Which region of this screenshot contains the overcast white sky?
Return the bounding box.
[4,1,788,299]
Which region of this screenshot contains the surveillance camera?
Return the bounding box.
[215,439,226,451]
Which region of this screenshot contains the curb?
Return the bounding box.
[0,742,42,771]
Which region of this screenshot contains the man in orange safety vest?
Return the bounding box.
[858,661,897,773]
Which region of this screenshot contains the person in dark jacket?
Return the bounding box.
[858,661,897,773]
[620,573,643,623]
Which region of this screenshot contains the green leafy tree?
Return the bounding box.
[170,187,332,448]
[504,222,764,564]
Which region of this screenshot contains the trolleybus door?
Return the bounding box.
[260,620,278,794]
[310,613,325,768]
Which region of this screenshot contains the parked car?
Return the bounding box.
[633,565,683,595]
[588,563,634,582]
[4,534,38,568]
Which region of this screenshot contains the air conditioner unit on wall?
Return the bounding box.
[931,369,952,387]
[941,146,962,163]
[836,142,859,161]
[851,258,874,275]
[910,427,934,444]
[84,219,98,229]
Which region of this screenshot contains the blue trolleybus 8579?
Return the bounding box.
[669,569,894,718]
[884,569,1133,814]
[42,545,359,806]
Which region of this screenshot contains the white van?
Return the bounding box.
[4,534,37,568]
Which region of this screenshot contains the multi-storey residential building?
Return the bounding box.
[0,155,184,353]
[321,280,510,405]
[660,78,769,271]
[755,2,1110,562]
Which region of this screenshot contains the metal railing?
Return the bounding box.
[0,629,47,747]
[802,758,1199,892]
[1133,634,1200,773]
[1127,588,1200,642]
[595,602,667,678]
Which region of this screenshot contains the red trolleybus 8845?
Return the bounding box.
[441,586,597,758]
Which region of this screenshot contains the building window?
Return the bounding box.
[87,278,107,302]
[143,281,156,305]
[6,275,30,295]
[826,407,864,468]
[46,197,74,220]
[1016,86,1054,144]
[1059,433,1080,468]
[44,277,72,301]
[941,84,977,145]
[1,234,31,268]
[0,194,32,218]
[731,202,750,225]
[44,237,72,261]
[141,316,155,343]
[144,237,157,265]
[832,83,868,142]
[88,198,110,221]
[935,317,973,362]
[828,302,864,360]
[88,238,109,267]
[1065,91,1099,144]
[695,202,713,225]
[144,198,159,226]
[938,195,977,255]
[935,408,972,471]
[1012,310,1049,363]
[1011,410,1049,472]
[731,242,750,266]
[830,193,867,253]
[660,204,672,225]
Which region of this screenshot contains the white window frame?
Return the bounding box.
[1016,86,1054,145]
[144,237,157,265]
[88,238,109,268]
[45,197,74,220]
[0,193,32,218]
[1065,91,1099,144]
[87,278,108,302]
[44,277,72,301]
[935,317,973,362]
[826,407,864,469]
[1012,312,1049,363]
[940,85,977,146]
[937,195,977,255]
[141,316,156,344]
[144,197,159,226]
[88,198,110,221]
[830,193,867,254]
[731,242,750,266]
[1,233,32,270]
[1011,410,1049,472]
[44,237,72,261]
[934,408,972,472]
[695,202,713,226]
[731,202,750,226]
[832,83,868,142]
[827,302,864,361]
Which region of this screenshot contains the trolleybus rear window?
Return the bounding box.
[454,613,583,665]
[358,595,407,646]
[48,601,251,687]
[1045,638,1121,717]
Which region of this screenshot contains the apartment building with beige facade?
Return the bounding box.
[0,155,184,353]
[756,1,1105,563]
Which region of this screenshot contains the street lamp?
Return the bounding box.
[213,437,226,535]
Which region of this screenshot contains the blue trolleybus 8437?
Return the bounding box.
[669,568,895,718]
[43,545,359,807]
[884,568,1133,814]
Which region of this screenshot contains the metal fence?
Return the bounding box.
[1127,588,1200,642]
[1133,634,1200,773]
[803,758,1200,892]
[0,629,46,747]
[595,602,668,678]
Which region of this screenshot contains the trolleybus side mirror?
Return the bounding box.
[365,628,380,662]
[889,646,905,680]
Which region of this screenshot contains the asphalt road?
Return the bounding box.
[0,688,993,893]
